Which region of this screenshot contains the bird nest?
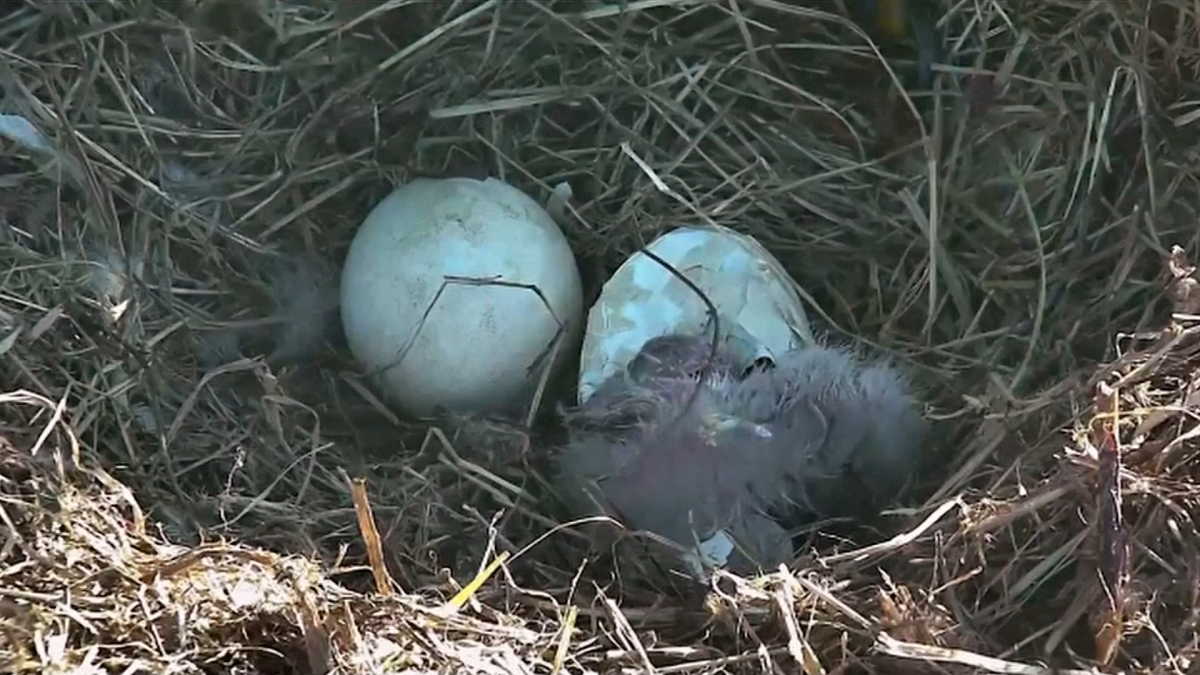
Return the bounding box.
[2,0,1199,673]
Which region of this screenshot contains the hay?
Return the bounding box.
[1,0,1199,672]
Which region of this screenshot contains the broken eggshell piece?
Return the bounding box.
[683,530,735,578]
[578,224,814,403]
[682,512,793,579]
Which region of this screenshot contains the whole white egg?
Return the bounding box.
[340,177,584,416]
[578,224,813,403]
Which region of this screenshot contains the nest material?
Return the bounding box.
[2,0,1200,673]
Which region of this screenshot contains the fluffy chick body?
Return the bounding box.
[558,375,790,567]
[558,334,790,575]
[555,333,926,577]
[720,344,926,520]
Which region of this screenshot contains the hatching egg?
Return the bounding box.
[340,177,584,416]
[578,224,813,403]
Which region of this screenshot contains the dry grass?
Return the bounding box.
[2,0,1200,672]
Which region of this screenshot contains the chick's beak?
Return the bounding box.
[701,413,773,441]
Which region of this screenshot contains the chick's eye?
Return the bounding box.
[743,356,775,377]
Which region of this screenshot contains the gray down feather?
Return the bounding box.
[722,344,926,520]
[555,332,925,577]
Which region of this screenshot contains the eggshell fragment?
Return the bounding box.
[340,177,584,416]
[578,224,813,403]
